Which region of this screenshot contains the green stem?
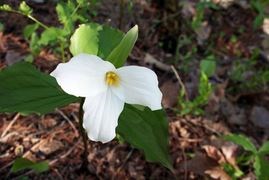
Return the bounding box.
[0,7,49,29]
[71,2,81,17]
[78,98,89,168]
[27,15,49,29]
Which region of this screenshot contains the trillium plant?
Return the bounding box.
[0,23,172,170]
[51,53,162,143]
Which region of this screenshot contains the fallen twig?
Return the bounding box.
[1,113,20,138]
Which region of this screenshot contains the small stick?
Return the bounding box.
[113,148,134,180]
[1,113,20,138]
[170,65,189,101]
[56,109,79,137]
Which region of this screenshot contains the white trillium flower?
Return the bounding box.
[51,53,162,143]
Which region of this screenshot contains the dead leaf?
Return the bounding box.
[263,18,269,35]
[184,151,219,176]
[203,145,225,164]
[220,98,247,125]
[38,139,64,156]
[205,167,231,180]
[5,50,24,66]
[221,143,239,170]
[144,53,171,72]
[212,0,235,9]
[41,117,57,129]
[250,106,269,129]
[160,80,179,108]
[181,1,196,18]
[195,21,211,45]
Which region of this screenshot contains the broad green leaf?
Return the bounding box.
[200,55,216,77]
[258,141,269,155]
[39,27,62,46]
[107,25,138,67]
[23,24,39,40]
[224,134,257,153]
[69,23,124,60]
[97,25,124,59]
[254,155,269,180]
[117,104,172,170]
[11,157,49,173]
[0,62,79,114]
[70,24,101,56]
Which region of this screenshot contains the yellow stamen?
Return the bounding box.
[105,71,120,86]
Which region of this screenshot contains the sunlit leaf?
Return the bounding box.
[69,23,125,62]
[70,23,101,56]
[107,25,138,67]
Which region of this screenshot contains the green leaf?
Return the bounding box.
[117,104,172,170]
[70,23,124,59]
[23,24,39,40]
[258,141,269,155]
[107,25,138,67]
[97,25,124,59]
[56,2,74,33]
[39,27,62,46]
[11,157,49,173]
[254,155,269,180]
[200,55,216,77]
[224,134,257,153]
[29,33,41,55]
[19,1,32,15]
[0,62,79,114]
[70,24,101,56]
[253,14,264,29]
[23,54,34,63]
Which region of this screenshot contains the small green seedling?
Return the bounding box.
[224,134,269,180]
[11,157,49,173]
[177,56,215,116]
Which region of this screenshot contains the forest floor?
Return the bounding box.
[0,0,269,179]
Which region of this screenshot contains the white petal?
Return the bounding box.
[82,89,124,143]
[114,66,162,110]
[50,54,115,97]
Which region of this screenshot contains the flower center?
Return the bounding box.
[105,71,120,86]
